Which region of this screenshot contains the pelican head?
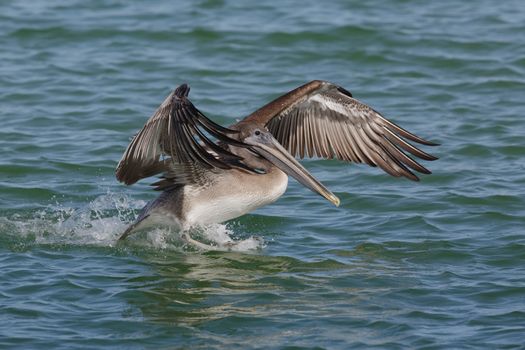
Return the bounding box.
[240,125,340,207]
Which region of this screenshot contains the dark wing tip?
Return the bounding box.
[336,86,353,98]
[414,138,440,147]
[174,83,190,98]
[115,164,138,185]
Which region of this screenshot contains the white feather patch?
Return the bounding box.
[309,94,349,115]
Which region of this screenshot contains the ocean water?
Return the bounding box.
[1,1,524,349]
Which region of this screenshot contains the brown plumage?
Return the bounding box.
[115,80,438,242]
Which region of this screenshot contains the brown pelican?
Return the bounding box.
[116,80,437,244]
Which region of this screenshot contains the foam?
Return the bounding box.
[1,191,264,252]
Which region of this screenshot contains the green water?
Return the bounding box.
[1,1,524,349]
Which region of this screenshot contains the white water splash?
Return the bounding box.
[1,191,264,252]
[126,223,265,252]
[191,223,265,252]
[0,191,143,247]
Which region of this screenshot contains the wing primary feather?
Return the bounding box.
[297,112,305,159]
[382,128,438,161]
[194,108,240,134]
[320,116,334,159]
[382,139,430,175]
[177,108,212,167]
[377,115,438,146]
[202,137,243,163]
[173,109,202,166]
[196,117,249,148]
[339,123,360,162]
[328,116,345,159]
[170,109,191,164]
[286,113,294,152]
[179,108,231,169]
[286,113,296,156]
[311,114,324,158]
[334,117,352,162]
[342,124,360,161]
[192,119,244,162]
[279,113,293,152]
[362,123,431,175]
[271,117,283,148]
[348,125,375,165]
[357,126,418,180]
[304,110,313,158]
[376,142,420,181]
[271,117,284,149]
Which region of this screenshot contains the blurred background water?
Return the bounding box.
[1,1,524,349]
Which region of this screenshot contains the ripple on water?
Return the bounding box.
[1,0,525,348]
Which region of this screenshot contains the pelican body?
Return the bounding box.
[116,81,437,241]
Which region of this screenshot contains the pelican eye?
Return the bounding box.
[254,130,261,136]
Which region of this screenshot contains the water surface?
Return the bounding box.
[1,1,524,349]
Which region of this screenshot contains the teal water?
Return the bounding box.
[1,1,525,349]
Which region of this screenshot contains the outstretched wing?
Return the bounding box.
[241,80,438,181]
[116,84,247,185]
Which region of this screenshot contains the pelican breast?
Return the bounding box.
[182,168,288,227]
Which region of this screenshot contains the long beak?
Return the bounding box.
[254,137,340,207]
